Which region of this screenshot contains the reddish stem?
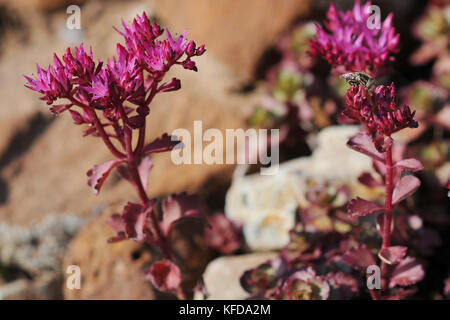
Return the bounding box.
[112,122,126,149]
[135,125,146,156]
[88,109,126,159]
[73,89,185,298]
[381,141,394,291]
[122,119,181,298]
[124,126,149,204]
[69,97,125,159]
[135,83,157,155]
[382,144,394,248]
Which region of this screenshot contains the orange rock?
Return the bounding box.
[0,0,253,227]
[62,206,156,299]
[63,205,215,299]
[147,0,313,81]
[2,0,85,12]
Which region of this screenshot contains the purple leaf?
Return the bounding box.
[160,193,208,238]
[348,197,384,218]
[138,157,153,192]
[122,201,153,242]
[346,132,385,162]
[145,260,182,292]
[342,245,376,272]
[378,246,407,265]
[389,256,425,288]
[106,213,127,243]
[204,213,242,254]
[143,133,182,155]
[392,175,421,205]
[358,172,383,187]
[394,158,424,172]
[87,159,123,195]
[325,272,359,300]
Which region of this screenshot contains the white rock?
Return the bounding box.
[225,125,374,251]
[196,252,277,300]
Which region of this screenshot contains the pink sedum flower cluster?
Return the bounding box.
[25,12,204,131]
[309,0,400,76]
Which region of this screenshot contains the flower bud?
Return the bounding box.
[137,105,150,116]
[182,59,197,72]
[196,44,206,56]
[128,115,145,129]
[158,78,181,93]
[186,41,196,56]
[69,110,85,125]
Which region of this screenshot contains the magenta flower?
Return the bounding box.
[62,44,96,80]
[24,62,71,105]
[343,83,417,150]
[114,12,203,74]
[309,0,400,76]
[24,12,205,131]
[84,69,110,102]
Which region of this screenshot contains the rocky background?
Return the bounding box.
[0,0,444,299]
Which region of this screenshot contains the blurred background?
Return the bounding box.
[0,0,448,299]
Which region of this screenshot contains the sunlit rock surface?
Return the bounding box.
[225,125,378,251]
